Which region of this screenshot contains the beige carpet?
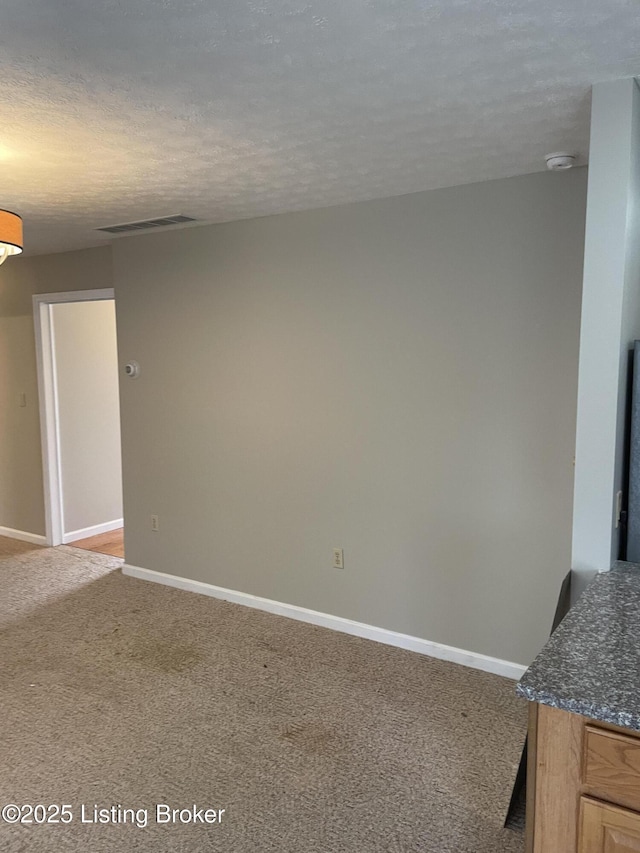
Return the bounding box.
[0,536,526,852]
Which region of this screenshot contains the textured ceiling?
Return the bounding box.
[1,0,640,256]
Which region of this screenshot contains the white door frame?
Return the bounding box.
[33,288,115,546]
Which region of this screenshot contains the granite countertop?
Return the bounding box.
[516,561,640,731]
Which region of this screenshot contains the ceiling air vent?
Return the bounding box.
[96,214,197,235]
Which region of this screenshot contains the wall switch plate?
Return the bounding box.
[19,392,26,408]
[333,548,344,570]
[151,515,159,532]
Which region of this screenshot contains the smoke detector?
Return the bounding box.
[545,152,576,171]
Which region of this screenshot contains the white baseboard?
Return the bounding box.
[122,563,527,680]
[0,526,48,546]
[64,518,124,544]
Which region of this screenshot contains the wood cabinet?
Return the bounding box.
[579,797,640,852]
[528,705,640,852]
[583,726,640,812]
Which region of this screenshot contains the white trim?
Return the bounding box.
[34,299,62,545]
[122,564,527,680]
[34,288,115,306]
[33,288,116,546]
[0,526,48,546]
[63,518,123,544]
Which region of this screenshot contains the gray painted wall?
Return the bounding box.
[51,300,122,537]
[114,169,587,665]
[0,247,113,535]
[572,77,640,580]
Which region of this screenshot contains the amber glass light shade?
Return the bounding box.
[0,210,23,265]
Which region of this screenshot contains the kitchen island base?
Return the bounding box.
[528,703,640,852]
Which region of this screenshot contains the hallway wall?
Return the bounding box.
[52,299,122,539]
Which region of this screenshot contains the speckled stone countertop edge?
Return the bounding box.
[515,685,640,732]
[515,560,640,732]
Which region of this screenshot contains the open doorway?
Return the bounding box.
[33,289,124,559]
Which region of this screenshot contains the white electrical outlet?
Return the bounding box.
[333,548,344,570]
[151,515,159,532]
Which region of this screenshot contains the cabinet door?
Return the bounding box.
[579,797,640,852]
[584,726,640,812]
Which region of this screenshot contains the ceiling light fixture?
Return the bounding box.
[0,209,23,264]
